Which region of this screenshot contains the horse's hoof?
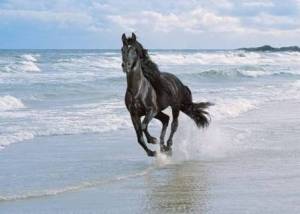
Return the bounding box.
[160,144,168,152]
[148,137,157,144]
[147,150,156,157]
[165,146,173,156]
[167,140,173,148]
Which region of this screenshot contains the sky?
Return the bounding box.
[0,0,300,49]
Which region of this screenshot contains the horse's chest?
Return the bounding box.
[125,91,146,114]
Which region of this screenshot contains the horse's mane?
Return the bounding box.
[128,39,159,72]
[127,38,164,93]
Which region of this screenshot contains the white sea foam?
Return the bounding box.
[210,98,257,120]
[290,80,300,88]
[0,131,34,150]
[1,50,300,152]
[2,79,298,151]
[20,60,40,72]
[21,54,38,62]
[171,115,253,161]
[195,78,300,121]
[1,54,41,73]
[151,51,300,66]
[18,54,41,72]
[154,151,172,166]
[0,100,132,150]
[56,55,122,70]
[171,79,300,161]
[0,95,25,111]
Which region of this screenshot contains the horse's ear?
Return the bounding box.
[132,32,136,41]
[122,33,127,45]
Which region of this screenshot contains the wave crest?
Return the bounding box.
[210,98,257,120]
[196,69,297,78]
[151,51,300,66]
[0,95,25,111]
[21,54,38,62]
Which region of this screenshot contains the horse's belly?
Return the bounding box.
[157,92,172,110]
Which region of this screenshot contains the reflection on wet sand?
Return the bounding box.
[143,161,209,214]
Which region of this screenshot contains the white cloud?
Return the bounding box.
[0,0,110,32]
[0,9,93,27]
[109,8,242,33]
[251,13,299,29]
[242,0,274,8]
[1,0,300,48]
[207,0,234,10]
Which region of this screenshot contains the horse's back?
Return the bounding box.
[160,72,187,96]
[157,72,190,108]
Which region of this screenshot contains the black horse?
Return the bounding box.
[121,33,212,157]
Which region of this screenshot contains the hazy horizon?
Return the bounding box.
[0,45,299,51]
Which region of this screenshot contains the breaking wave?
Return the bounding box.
[0,54,40,73]
[0,100,131,150]
[21,54,38,62]
[209,98,257,120]
[0,95,25,111]
[20,54,40,72]
[151,51,300,66]
[194,69,300,78]
[1,50,300,152]
[2,78,300,151]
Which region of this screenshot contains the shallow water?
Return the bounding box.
[0,50,300,213]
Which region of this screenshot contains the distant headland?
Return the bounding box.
[238,45,300,52]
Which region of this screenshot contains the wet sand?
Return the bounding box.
[0,100,300,214]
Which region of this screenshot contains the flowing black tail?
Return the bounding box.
[181,86,213,128]
[182,102,213,128]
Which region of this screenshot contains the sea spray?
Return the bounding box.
[154,150,172,166]
[173,113,243,160]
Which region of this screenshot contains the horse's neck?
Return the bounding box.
[126,64,146,96]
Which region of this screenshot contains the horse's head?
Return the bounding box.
[121,33,146,73]
[124,42,141,74]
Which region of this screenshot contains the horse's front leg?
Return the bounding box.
[144,127,157,144]
[141,107,157,131]
[142,107,158,144]
[130,113,156,157]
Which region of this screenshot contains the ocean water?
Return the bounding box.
[0,49,300,213]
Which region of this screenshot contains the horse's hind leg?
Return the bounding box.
[166,108,180,151]
[130,114,156,157]
[155,112,170,152]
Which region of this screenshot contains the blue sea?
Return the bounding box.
[0,49,300,213]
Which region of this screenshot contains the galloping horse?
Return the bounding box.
[122,33,212,157]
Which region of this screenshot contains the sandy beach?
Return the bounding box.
[1,98,299,214]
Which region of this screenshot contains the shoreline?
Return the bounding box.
[0,75,299,213]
